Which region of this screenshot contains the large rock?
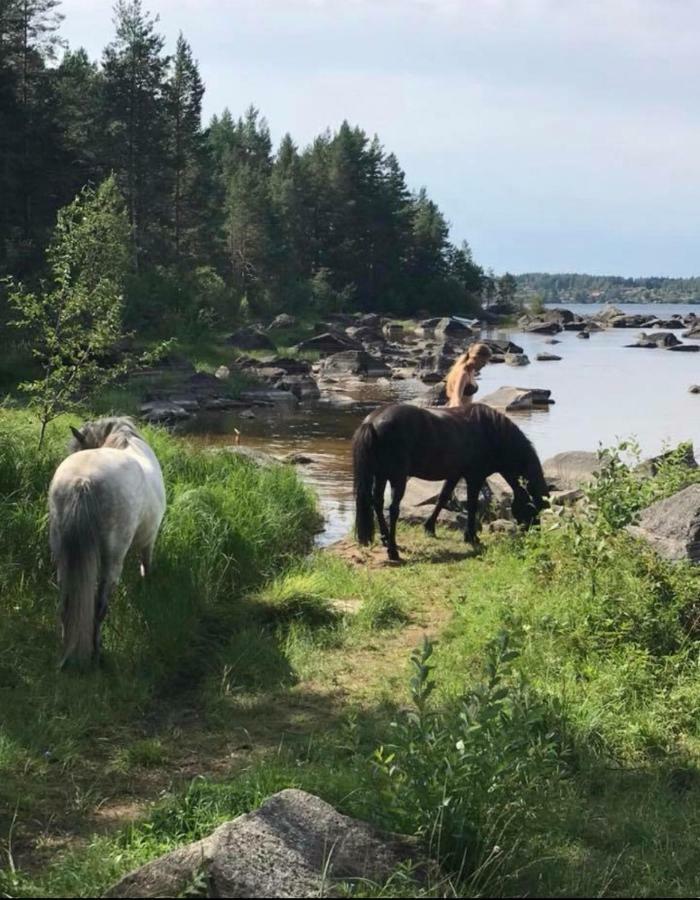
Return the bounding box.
[140,401,192,423]
[482,338,524,355]
[524,320,562,335]
[609,314,656,328]
[383,321,404,339]
[296,332,362,355]
[505,352,530,366]
[629,331,682,349]
[321,350,391,377]
[226,328,276,351]
[627,485,700,564]
[434,317,475,339]
[345,325,386,345]
[418,340,460,377]
[106,790,419,899]
[274,374,321,400]
[268,313,297,330]
[480,386,552,411]
[543,451,601,490]
[594,304,625,323]
[357,313,382,328]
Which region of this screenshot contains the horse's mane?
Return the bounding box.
[463,403,548,495]
[69,417,143,452]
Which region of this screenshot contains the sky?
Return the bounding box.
[56,0,700,277]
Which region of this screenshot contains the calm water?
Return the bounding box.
[185,303,700,544]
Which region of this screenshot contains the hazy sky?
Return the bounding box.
[57,0,700,277]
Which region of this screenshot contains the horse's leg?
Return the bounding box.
[373,476,389,546]
[424,477,459,537]
[464,473,486,545]
[387,475,407,562]
[140,538,156,577]
[93,554,126,662]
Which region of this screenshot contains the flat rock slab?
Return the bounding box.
[627,484,700,564]
[480,386,552,411]
[106,789,418,899]
[543,451,601,490]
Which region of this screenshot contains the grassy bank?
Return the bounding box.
[2,413,700,897]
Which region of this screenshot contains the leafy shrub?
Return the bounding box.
[373,634,566,873]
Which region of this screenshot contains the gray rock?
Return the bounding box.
[268,313,297,330]
[296,332,362,355]
[346,325,385,343]
[140,401,191,423]
[524,320,562,335]
[577,331,590,339]
[683,322,700,339]
[631,331,682,349]
[322,350,391,378]
[536,352,562,361]
[480,386,552,411]
[274,375,321,401]
[482,339,524,355]
[627,485,700,564]
[505,352,530,366]
[690,385,700,394]
[543,451,602,490]
[226,328,277,352]
[383,321,404,339]
[434,317,475,339]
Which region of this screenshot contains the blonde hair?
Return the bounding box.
[444,342,492,403]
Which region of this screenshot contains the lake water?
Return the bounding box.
[185,303,700,544]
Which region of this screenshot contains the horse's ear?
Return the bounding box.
[70,426,85,446]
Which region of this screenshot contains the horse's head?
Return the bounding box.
[511,472,549,529]
[69,417,141,452]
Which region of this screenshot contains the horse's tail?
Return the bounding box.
[51,482,101,668]
[353,421,378,545]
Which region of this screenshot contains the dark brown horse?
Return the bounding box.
[353,402,548,561]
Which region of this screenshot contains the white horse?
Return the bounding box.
[48,417,166,667]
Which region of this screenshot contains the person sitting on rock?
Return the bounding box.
[445,342,492,407]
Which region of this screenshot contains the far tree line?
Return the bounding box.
[0,0,522,337]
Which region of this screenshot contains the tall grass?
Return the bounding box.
[0,408,320,836]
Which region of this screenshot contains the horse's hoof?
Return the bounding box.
[424,524,436,537]
[388,549,401,562]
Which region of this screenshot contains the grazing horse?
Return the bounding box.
[48,417,166,667]
[353,402,548,561]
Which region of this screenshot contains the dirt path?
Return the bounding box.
[12,530,464,873]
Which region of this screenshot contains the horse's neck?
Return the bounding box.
[125,437,160,469]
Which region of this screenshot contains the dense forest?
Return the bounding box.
[517,272,700,306]
[0,0,510,338]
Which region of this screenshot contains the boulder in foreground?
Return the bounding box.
[106,789,419,899]
[627,485,700,564]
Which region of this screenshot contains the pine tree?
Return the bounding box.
[101,0,169,269]
[0,0,64,273]
[165,33,205,266]
[54,48,104,203]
